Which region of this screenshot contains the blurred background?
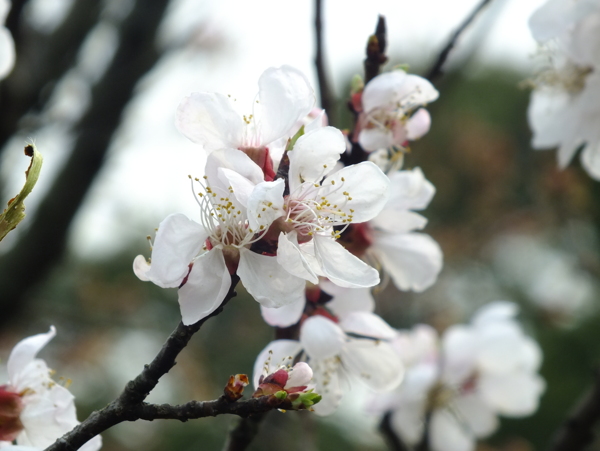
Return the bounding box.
[3,0,600,449]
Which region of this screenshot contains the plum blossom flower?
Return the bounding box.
[527,0,600,178]
[357,69,439,152]
[176,65,314,174]
[133,148,305,325]
[273,127,390,289]
[0,0,15,80]
[254,309,403,416]
[373,302,545,451]
[0,327,101,451]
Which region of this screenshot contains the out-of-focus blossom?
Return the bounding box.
[0,0,15,80]
[341,167,442,292]
[527,0,600,178]
[133,149,305,325]
[490,233,595,323]
[356,70,438,152]
[0,327,102,451]
[373,302,545,451]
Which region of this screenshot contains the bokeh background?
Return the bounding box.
[2,0,600,450]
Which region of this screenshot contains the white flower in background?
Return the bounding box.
[0,0,15,80]
[134,148,305,325]
[254,311,403,416]
[357,69,439,152]
[528,0,600,178]
[176,65,314,156]
[374,302,545,451]
[491,233,594,322]
[0,327,101,451]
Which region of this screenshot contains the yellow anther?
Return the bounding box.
[331,180,335,185]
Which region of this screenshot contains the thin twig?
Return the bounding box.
[44,276,241,451]
[314,0,335,123]
[425,0,493,82]
[364,15,387,84]
[547,369,600,451]
[379,412,410,451]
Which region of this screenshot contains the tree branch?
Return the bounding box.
[364,15,387,84]
[425,0,493,82]
[222,414,266,451]
[379,412,410,451]
[547,369,600,451]
[314,0,335,123]
[45,276,241,451]
[0,0,170,322]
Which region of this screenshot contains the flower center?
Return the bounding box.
[0,385,24,442]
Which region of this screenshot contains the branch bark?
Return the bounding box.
[222,413,267,451]
[314,0,335,124]
[364,15,387,84]
[45,276,241,451]
[547,369,600,451]
[425,0,493,82]
[0,0,170,322]
[379,412,410,451]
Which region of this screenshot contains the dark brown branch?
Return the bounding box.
[45,276,241,451]
[0,0,103,154]
[364,15,387,84]
[0,0,170,322]
[379,412,409,451]
[425,0,493,82]
[547,369,600,451]
[222,413,267,451]
[314,0,335,123]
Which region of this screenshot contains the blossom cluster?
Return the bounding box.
[371,302,545,451]
[528,0,600,178]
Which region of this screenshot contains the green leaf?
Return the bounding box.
[0,144,43,243]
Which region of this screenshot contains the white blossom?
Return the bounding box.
[358,70,438,152]
[0,327,102,451]
[0,0,15,80]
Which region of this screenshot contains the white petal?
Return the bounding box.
[177,249,231,325]
[390,400,426,446]
[441,326,477,386]
[371,232,443,292]
[406,108,432,140]
[285,362,313,389]
[581,142,600,180]
[362,70,408,112]
[476,322,531,374]
[175,92,243,151]
[247,179,285,232]
[300,316,346,360]
[341,339,404,392]
[132,255,150,281]
[146,213,207,288]
[471,301,518,326]
[0,27,15,80]
[238,248,306,308]
[452,393,499,438]
[479,372,545,416]
[8,327,56,385]
[371,210,428,233]
[358,127,394,152]
[314,235,380,288]
[277,232,319,284]
[253,340,303,388]
[218,168,257,208]
[257,65,315,145]
[339,312,396,339]
[252,340,303,388]
[205,148,264,192]
[260,297,305,327]
[288,126,345,188]
[385,167,435,212]
[430,410,474,451]
[312,363,343,416]
[528,0,597,41]
[319,162,390,223]
[322,283,375,316]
